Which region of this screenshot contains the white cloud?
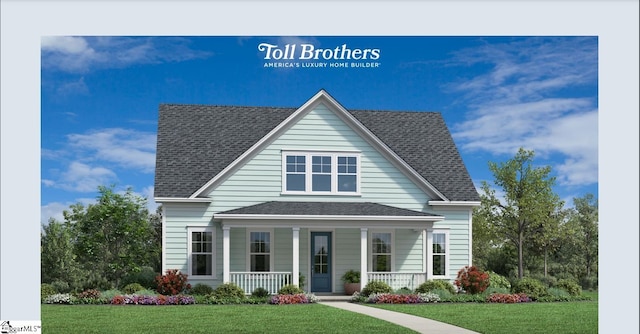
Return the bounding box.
[449,37,598,188]
[67,128,157,173]
[59,161,117,192]
[41,36,212,73]
[41,197,95,225]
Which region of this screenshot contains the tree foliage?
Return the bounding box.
[41,185,159,290]
[478,148,564,278]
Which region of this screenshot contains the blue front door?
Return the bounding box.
[310,232,332,292]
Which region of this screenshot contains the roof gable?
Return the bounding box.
[154,90,479,202]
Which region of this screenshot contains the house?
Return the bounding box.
[154,89,480,294]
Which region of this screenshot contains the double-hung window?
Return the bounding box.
[249,230,272,272]
[188,227,215,278]
[283,151,360,194]
[371,231,393,272]
[430,230,449,277]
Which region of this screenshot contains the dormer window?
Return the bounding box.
[282,151,360,195]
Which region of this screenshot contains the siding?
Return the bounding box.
[208,103,430,213]
[162,103,473,286]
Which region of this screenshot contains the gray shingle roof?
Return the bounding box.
[217,201,441,217]
[154,96,479,202]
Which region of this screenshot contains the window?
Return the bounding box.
[431,231,448,277]
[188,227,215,278]
[371,232,392,272]
[283,151,360,194]
[249,231,272,272]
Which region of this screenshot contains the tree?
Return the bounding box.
[148,205,163,273]
[529,202,567,277]
[568,193,598,278]
[64,185,155,287]
[478,148,563,278]
[41,218,83,287]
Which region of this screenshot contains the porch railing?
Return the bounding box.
[229,272,292,295]
[367,272,426,291]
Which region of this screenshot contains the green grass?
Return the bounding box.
[41,304,415,334]
[372,298,598,334]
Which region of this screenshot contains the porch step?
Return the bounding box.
[314,294,353,302]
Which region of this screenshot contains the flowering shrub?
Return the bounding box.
[269,293,318,305]
[110,294,195,305]
[486,293,531,303]
[366,293,440,304]
[78,289,101,299]
[455,266,490,294]
[155,269,191,295]
[44,293,75,304]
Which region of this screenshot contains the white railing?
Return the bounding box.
[229,272,292,295]
[367,272,426,291]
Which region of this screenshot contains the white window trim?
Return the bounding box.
[187,226,216,279]
[369,230,395,272]
[246,228,275,272]
[427,229,450,279]
[281,151,361,195]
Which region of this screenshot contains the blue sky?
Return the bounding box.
[40,36,599,223]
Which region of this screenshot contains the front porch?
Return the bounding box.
[228,270,429,295]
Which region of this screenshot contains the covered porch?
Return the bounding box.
[215,201,444,294]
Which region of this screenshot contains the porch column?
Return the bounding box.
[223,226,230,283]
[292,227,300,287]
[360,228,368,289]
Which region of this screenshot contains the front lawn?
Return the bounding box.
[41,304,415,334]
[372,298,598,334]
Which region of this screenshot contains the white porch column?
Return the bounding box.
[292,227,300,287]
[422,229,427,275]
[223,226,230,283]
[360,228,368,289]
[426,228,433,280]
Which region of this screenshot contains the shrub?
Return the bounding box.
[134,289,158,296]
[41,283,57,300]
[395,287,413,295]
[430,288,453,300]
[556,279,582,296]
[191,283,215,296]
[487,271,511,290]
[269,293,317,305]
[531,274,557,288]
[341,270,360,283]
[366,293,440,304]
[121,266,158,290]
[43,293,75,304]
[278,284,303,295]
[482,286,511,295]
[51,280,71,294]
[360,281,392,297]
[455,266,490,294]
[155,269,190,295]
[123,283,145,294]
[416,280,456,294]
[486,293,531,303]
[214,282,245,299]
[101,289,123,301]
[252,287,270,298]
[511,277,548,300]
[78,289,101,299]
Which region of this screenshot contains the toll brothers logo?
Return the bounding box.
[258,43,381,69]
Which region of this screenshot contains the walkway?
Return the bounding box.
[320,301,480,334]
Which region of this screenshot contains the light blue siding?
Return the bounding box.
[208,103,430,213]
[162,103,473,288]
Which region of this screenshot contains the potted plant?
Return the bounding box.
[341,269,361,295]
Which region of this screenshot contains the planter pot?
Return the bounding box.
[344,283,361,295]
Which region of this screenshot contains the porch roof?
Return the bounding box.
[216,201,441,217]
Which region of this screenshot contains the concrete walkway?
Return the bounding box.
[320,301,480,334]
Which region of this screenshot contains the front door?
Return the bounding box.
[310,232,332,292]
